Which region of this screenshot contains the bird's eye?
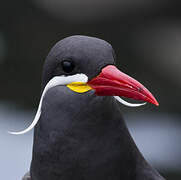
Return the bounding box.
[61,60,75,73]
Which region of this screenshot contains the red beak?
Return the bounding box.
[88,65,159,106]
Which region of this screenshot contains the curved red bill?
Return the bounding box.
[88,65,159,106]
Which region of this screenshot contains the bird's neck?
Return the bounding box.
[30,93,161,180]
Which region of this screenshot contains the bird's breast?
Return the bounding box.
[31,86,136,180]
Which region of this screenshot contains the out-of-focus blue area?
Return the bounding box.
[0,104,33,180]
[1,103,181,179]
[126,113,181,171]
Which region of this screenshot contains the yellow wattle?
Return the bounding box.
[67,82,92,93]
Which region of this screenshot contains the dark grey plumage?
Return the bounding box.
[41,35,115,89]
[23,35,165,180]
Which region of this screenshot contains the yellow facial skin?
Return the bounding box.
[67,82,92,93]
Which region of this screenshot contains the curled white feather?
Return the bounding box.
[114,96,146,107]
[8,74,88,135]
[9,74,146,135]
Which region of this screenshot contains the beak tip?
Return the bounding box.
[151,99,159,106]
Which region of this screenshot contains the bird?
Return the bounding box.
[19,35,164,180]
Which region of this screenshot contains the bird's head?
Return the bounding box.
[10,35,158,135]
[42,35,158,106]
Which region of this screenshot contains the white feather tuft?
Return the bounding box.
[8,74,88,135]
[114,96,146,107]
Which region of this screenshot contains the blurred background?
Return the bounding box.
[0,0,181,179]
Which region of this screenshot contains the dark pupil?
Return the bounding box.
[61,60,75,73]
